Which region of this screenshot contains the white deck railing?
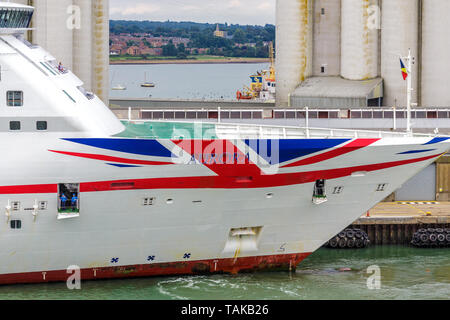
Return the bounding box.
[121,119,441,139]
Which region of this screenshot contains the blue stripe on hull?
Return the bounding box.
[244,139,350,164]
[63,138,173,158]
[423,137,450,145]
[398,149,436,155]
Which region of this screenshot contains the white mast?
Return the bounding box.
[402,48,414,135]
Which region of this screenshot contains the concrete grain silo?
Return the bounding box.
[31,0,74,70]
[73,0,110,104]
[73,0,93,93]
[92,0,109,105]
[381,0,419,107]
[341,0,379,80]
[312,0,340,76]
[17,0,110,104]
[421,0,450,107]
[275,0,313,106]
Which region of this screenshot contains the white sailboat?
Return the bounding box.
[141,72,155,87]
[111,71,127,90]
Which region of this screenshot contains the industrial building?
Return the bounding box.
[15,0,109,104]
[275,0,450,109]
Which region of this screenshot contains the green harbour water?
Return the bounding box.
[1,246,448,300]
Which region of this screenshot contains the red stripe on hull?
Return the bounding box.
[0,184,57,194]
[79,154,441,192]
[282,139,380,168]
[0,154,442,194]
[49,150,174,166]
[0,253,311,285]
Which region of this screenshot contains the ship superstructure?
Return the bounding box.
[0,2,449,284]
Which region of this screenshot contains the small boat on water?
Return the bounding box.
[112,84,127,90]
[141,72,155,87]
[110,71,127,90]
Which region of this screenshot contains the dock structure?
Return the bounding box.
[351,202,450,245]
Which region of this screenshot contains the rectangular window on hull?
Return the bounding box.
[39,201,47,210]
[11,201,20,211]
[333,186,344,194]
[58,183,80,214]
[376,184,388,192]
[313,179,328,205]
[7,91,23,107]
[10,220,21,229]
[142,197,155,206]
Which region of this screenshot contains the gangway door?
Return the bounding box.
[57,183,80,220]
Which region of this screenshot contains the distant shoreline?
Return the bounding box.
[110,58,270,65]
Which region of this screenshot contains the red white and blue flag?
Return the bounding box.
[400,59,408,80]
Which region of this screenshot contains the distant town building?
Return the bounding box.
[213,24,227,38]
[126,46,141,56]
[141,47,163,56]
[235,43,257,48]
[188,48,208,55]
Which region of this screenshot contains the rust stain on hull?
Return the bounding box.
[0,253,312,285]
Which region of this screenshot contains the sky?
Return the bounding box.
[109,0,275,26]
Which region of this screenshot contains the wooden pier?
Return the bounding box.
[351,202,450,245]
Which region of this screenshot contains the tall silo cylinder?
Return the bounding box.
[92,0,109,104]
[381,0,418,107]
[313,0,341,76]
[341,0,379,80]
[32,0,73,70]
[421,0,450,107]
[73,0,93,92]
[275,0,313,107]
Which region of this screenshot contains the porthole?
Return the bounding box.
[36,121,47,131]
[9,121,21,131]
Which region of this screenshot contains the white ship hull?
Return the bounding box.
[0,132,448,284]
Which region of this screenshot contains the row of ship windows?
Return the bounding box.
[0,9,33,29]
[5,89,91,107]
[142,110,450,120]
[139,183,389,206]
[9,121,47,131]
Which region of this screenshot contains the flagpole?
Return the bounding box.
[406,48,412,135]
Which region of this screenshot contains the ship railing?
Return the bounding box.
[122,118,439,139]
[214,123,435,139]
